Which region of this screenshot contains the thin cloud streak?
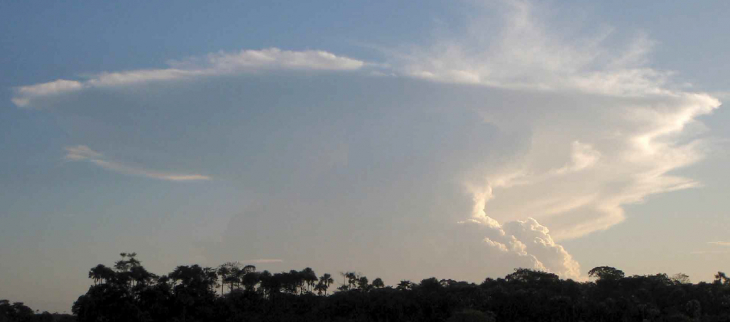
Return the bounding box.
[12,48,365,107]
[691,250,730,255]
[708,241,730,247]
[64,145,210,182]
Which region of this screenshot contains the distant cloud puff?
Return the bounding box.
[12,48,365,107]
[64,145,210,182]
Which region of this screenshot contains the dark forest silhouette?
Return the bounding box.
[0,300,74,322]
[3,253,730,322]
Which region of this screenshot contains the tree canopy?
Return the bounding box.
[56,254,730,322]
[6,254,730,322]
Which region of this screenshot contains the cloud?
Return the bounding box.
[383,0,722,240]
[708,241,730,247]
[199,48,364,71]
[11,79,84,107]
[12,0,724,281]
[551,141,601,175]
[64,145,102,161]
[12,48,365,107]
[691,250,730,255]
[461,216,582,280]
[64,145,210,182]
[389,1,671,97]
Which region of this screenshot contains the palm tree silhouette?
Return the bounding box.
[316,273,333,295]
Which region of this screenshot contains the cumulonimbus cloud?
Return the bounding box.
[64,145,210,182]
[12,0,724,280]
[12,48,365,107]
[382,0,722,242]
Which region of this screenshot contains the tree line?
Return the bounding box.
[5,252,730,321]
[0,300,74,322]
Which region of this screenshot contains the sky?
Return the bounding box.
[1,0,729,313]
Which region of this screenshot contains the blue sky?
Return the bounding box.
[1,0,729,313]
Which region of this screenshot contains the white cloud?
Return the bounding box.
[64,145,102,161]
[11,79,84,107]
[461,87,719,241]
[86,69,203,87]
[484,238,509,252]
[388,0,722,240]
[12,48,365,107]
[553,141,601,175]
[201,48,364,71]
[388,1,678,97]
[462,216,582,280]
[64,145,210,182]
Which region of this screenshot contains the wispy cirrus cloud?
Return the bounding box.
[389,1,669,97]
[12,48,365,107]
[64,145,210,182]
